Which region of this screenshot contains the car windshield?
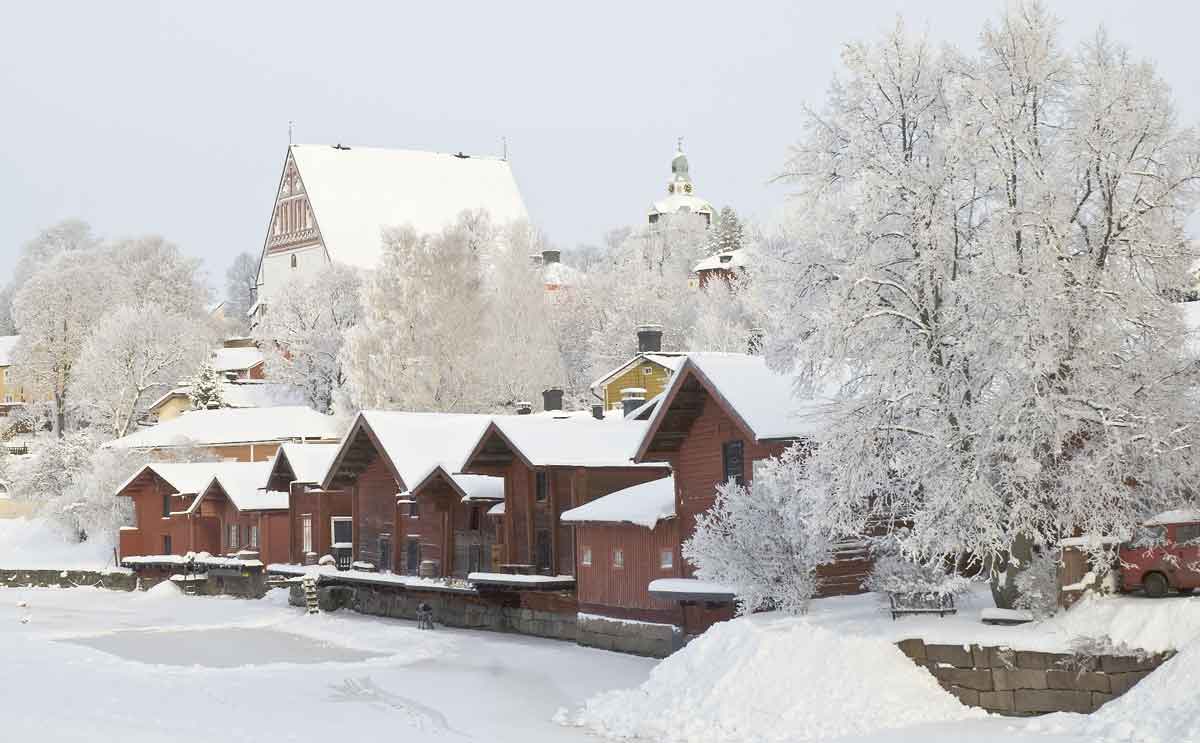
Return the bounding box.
[1128,525,1167,548]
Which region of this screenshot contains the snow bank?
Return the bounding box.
[1047,593,1200,654]
[137,580,185,602]
[1078,639,1200,742]
[0,518,115,569]
[560,615,983,742]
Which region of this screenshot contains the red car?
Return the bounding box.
[1119,510,1200,597]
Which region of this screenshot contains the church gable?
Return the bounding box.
[266,152,323,257]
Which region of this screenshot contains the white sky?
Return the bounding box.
[2,1,1197,290]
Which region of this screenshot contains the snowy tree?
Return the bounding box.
[189,359,225,410]
[253,263,361,414]
[684,447,833,615]
[705,206,746,255]
[6,431,96,526]
[0,220,100,333]
[753,5,1200,607]
[71,305,212,438]
[224,251,259,333]
[687,273,761,353]
[50,445,143,545]
[343,214,490,411]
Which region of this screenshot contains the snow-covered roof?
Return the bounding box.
[693,248,747,273]
[644,353,837,446]
[115,462,230,497]
[290,144,529,270]
[487,411,656,467]
[488,502,505,516]
[1144,509,1200,526]
[105,406,341,449]
[590,352,686,392]
[190,461,281,513]
[647,577,736,599]
[0,335,20,367]
[148,382,306,414]
[211,347,265,373]
[650,192,714,217]
[344,411,493,490]
[453,473,505,502]
[561,475,675,528]
[273,442,339,485]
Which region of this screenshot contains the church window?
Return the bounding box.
[290,254,297,269]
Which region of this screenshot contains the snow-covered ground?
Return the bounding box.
[0,585,653,742]
[0,517,118,569]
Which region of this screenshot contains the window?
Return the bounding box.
[301,515,313,554]
[581,546,592,566]
[406,539,420,575]
[161,493,172,518]
[243,525,251,547]
[378,534,392,573]
[228,523,239,550]
[660,549,674,570]
[722,440,745,485]
[643,366,654,375]
[612,547,624,569]
[331,517,352,546]
[535,471,549,503]
[162,535,172,554]
[290,254,297,269]
[410,498,419,518]
[1177,524,1200,543]
[249,525,259,549]
[469,507,480,531]
[535,529,552,571]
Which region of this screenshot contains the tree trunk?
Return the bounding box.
[53,391,65,438]
[989,532,1036,609]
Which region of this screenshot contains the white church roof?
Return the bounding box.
[291,144,529,270]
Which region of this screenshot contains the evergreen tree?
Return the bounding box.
[188,359,225,410]
[705,206,745,255]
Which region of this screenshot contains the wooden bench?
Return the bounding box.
[888,592,956,620]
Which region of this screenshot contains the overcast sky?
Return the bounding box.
[2,1,1197,293]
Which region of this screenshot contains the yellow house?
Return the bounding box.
[592,354,685,412]
[0,335,32,410]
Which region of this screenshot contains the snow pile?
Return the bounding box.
[1048,593,1200,654]
[0,517,115,569]
[560,615,983,742]
[137,579,185,602]
[1079,639,1200,742]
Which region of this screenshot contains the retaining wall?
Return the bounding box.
[576,613,683,657]
[1,568,137,591]
[898,639,1174,715]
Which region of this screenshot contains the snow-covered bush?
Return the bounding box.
[865,536,973,602]
[1013,550,1062,619]
[684,447,831,615]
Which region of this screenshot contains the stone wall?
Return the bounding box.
[1,569,137,591]
[898,639,1173,715]
[577,613,683,658]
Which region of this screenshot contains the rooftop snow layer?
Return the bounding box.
[490,411,655,467]
[452,473,505,502]
[693,248,747,273]
[649,353,838,443]
[115,462,233,496]
[149,382,306,413]
[353,411,493,490]
[106,406,341,449]
[211,346,264,373]
[1145,508,1200,526]
[273,442,339,485]
[191,461,279,512]
[561,475,674,528]
[0,335,20,367]
[290,144,529,270]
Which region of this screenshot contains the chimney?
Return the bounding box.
[542,388,564,412]
[620,387,647,418]
[591,403,605,420]
[637,324,663,353]
[541,249,561,265]
[529,253,544,267]
[516,401,533,415]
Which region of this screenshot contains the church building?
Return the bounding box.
[647,145,714,227]
[252,144,529,322]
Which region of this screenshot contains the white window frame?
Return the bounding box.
[250,525,259,549]
[581,546,592,566]
[331,516,353,546]
[228,523,238,550]
[301,514,313,554]
[612,547,624,569]
[660,549,674,570]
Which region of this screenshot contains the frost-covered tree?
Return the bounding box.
[224,251,259,333]
[343,214,490,411]
[684,447,833,615]
[754,5,1200,607]
[705,205,746,255]
[71,305,212,438]
[253,263,361,414]
[6,431,95,517]
[687,273,761,353]
[189,359,225,410]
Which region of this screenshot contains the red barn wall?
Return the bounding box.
[575,521,682,624]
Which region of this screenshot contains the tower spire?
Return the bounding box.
[288,120,295,146]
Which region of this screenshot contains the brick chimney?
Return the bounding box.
[620,387,647,418]
[541,249,561,265]
[637,324,663,353]
[542,388,564,412]
[516,401,533,415]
